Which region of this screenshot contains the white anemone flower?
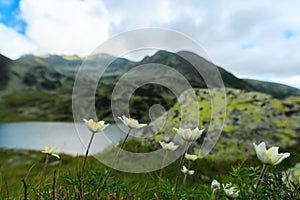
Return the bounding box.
[118,115,147,129]
[41,146,60,159]
[159,141,179,151]
[173,127,204,142]
[253,142,290,166]
[83,119,109,133]
[181,165,194,175]
[211,179,220,191]
[185,153,198,161]
[222,183,239,199]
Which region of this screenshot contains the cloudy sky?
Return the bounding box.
[0,0,299,88]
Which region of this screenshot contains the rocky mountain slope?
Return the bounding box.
[0,51,299,123]
[142,88,300,160]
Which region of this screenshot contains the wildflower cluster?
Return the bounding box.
[210,141,291,199]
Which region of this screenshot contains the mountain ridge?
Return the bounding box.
[0,51,299,122]
[243,79,300,99]
[1,51,299,98]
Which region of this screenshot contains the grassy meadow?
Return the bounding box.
[1,138,300,199]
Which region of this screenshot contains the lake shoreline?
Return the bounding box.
[0,122,125,155]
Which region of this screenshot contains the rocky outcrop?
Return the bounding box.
[141,88,300,160]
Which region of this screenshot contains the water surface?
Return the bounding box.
[0,122,125,155]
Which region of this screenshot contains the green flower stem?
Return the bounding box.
[81,132,96,180]
[182,160,192,187]
[106,128,132,179]
[255,164,268,192]
[174,141,189,195]
[40,154,49,184]
[80,131,96,199]
[159,151,168,185]
[116,128,132,158]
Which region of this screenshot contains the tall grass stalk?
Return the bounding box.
[21,179,27,200]
[4,177,9,200]
[52,170,57,200]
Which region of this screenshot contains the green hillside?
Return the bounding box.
[142,88,300,160]
[244,79,300,99]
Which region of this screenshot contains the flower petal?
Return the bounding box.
[159,141,165,148]
[185,153,198,161]
[253,142,267,153]
[182,165,188,173]
[118,116,146,129]
[52,153,60,159]
[267,147,279,155]
[188,170,195,175]
[118,116,126,125]
[98,121,105,126]
[273,153,290,165]
[173,128,179,132]
[211,179,220,191]
[137,123,147,128]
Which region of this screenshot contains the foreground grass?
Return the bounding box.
[0,142,300,199]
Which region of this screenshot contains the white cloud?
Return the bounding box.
[0,23,36,59]
[274,75,300,89]
[236,73,300,89]
[20,0,113,56]
[102,0,300,77]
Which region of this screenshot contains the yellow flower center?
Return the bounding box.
[90,121,102,127]
[129,118,137,122]
[265,152,272,157]
[45,147,52,153]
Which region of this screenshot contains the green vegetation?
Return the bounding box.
[144,88,300,161]
[0,140,299,199]
[0,90,72,122]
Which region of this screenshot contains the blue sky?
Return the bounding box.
[0,0,26,33]
[284,30,295,40]
[0,0,299,89]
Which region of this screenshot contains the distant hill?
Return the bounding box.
[0,51,300,122]
[244,79,300,99]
